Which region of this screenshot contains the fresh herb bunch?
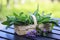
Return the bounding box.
[33,5,59,27]
[2,12,34,29]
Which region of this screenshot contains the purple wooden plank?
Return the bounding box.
[47,33,60,40]
[52,30,60,34]
[0,31,14,40]
[0,38,7,40]
[0,24,15,33]
[54,26,60,30]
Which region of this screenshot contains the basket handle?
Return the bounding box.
[31,15,37,26]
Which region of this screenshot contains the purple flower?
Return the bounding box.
[43,29,47,32]
[31,30,36,34]
[26,30,36,37]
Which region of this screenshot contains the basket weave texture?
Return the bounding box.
[14,15,37,35]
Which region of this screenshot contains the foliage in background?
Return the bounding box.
[0,0,60,21]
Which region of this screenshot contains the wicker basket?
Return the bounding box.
[38,23,52,32]
[14,15,37,35]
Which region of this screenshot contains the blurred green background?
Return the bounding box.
[0,0,60,21]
